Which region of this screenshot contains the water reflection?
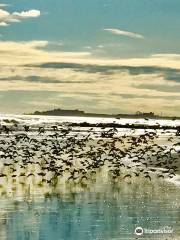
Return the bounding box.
[0,181,179,240]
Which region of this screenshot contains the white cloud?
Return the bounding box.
[0,21,8,26]
[84,46,92,49]
[0,40,92,66]
[0,9,9,18]
[97,45,104,48]
[0,7,41,27]
[0,40,179,115]
[0,4,9,8]
[13,10,40,18]
[1,40,180,71]
[104,28,144,39]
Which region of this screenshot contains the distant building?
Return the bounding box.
[136,111,155,117]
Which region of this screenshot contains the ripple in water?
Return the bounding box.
[0,181,179,240]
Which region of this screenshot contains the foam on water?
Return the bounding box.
[0,113,180,127]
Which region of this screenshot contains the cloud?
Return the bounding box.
[0,6,41,27]
[0,21,8,26]
[112,93,180,100]
[0,75,92,84]
[104,28,144,39]
[0,40,180,116]
[0,4,9,8]
[133,83,180,93]
[0,9,9,18]
[1,40,180,71]
[0,40,92,66]
[27,62,180,84]
[13,10,40,18]
[97,45,104,48]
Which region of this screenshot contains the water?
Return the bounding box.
[0,115,179,239]
[0,181,179,240]
[0,113,180,127]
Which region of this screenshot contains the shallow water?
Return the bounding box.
[0,115,179,239]
[0,181,179,240]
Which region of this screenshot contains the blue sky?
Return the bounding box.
[2,0,180,55]
[0,0,180,115]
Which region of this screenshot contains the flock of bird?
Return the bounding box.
[0,119,179,195]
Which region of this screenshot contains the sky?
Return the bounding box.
[0,0,180,116]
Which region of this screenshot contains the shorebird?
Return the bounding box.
[0,118,178,193]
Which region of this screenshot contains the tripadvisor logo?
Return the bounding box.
[134,227,144,236]
[134,226,173,236]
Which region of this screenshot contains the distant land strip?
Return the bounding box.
[28,108,180,120]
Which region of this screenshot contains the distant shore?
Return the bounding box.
[28,108,180,120]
